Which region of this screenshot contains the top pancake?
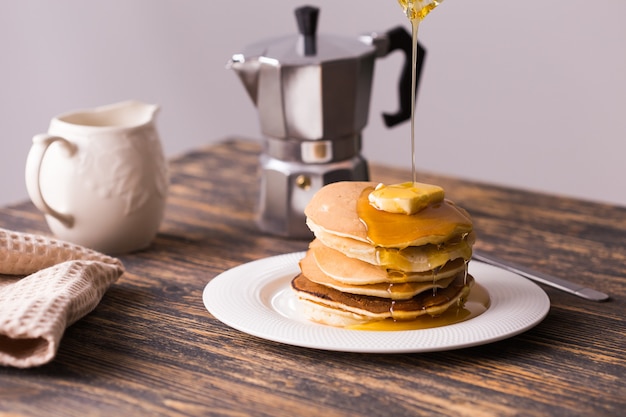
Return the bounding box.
[304,181,474,249]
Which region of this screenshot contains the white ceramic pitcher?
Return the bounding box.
[25,100,169,254]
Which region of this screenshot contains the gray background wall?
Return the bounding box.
[1,0,625,207]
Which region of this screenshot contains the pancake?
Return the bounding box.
[292,181,477,328]
[308,238,467,285]
[304,181,473,248]
[308,220,475,272]
[300,248,457,299]
[291,272,474,326]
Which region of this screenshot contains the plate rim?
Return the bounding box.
[202,252,551,353]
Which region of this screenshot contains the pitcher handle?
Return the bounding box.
[366,26,426,128]
[25,134,76,227]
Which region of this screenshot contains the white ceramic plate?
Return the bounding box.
[203,252,550,353]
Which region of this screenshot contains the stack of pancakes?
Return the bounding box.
[291,181,476,327]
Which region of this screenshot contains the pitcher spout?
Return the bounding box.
[227,54,261,105]
[52,100,159,130]
[98,100,159,126]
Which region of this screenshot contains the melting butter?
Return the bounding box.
[358,186,473,249]
[368,182,444,215]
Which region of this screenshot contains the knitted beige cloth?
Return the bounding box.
[0,228,124,368]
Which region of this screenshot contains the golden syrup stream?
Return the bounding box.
[431,265,440,296]
[408,18,418,183]
[398,0,443,182]
[347,1,488,332]
[410,18,419,183]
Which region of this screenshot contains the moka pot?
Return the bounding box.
[229,5,425,238]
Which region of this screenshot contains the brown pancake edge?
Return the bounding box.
[291,271,474,321]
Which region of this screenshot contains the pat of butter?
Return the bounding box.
[368,182,445,215]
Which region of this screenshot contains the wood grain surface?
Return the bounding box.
[1,139,624,417]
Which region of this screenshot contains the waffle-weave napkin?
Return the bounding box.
[0,228,124,368]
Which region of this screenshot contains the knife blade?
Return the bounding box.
[472,250,610,302]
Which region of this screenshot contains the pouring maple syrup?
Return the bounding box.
[346,1,490,331]
[397,0,444,182]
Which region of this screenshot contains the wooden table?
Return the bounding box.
[1,139,624,416]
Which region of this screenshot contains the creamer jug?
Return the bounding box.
[25,100,169,254]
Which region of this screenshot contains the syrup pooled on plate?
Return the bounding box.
[347,283,489,331]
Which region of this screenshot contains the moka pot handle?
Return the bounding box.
[379,26,427,128]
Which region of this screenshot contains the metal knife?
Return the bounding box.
[472,250,610,302]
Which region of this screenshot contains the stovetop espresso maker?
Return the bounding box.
[229,5,425,238]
